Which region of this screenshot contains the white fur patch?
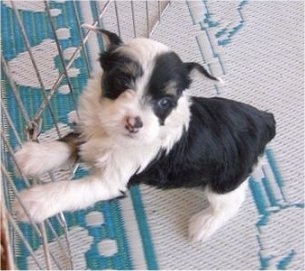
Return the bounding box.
[189,180,248,242]
[78,65,191,172]
[14,141,72,178]
[14,173,124,223]
[14,38,193,222]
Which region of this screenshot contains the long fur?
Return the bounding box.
[130,97,275,193]
[13,29,276,242]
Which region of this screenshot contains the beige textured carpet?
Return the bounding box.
[1,1,303,269]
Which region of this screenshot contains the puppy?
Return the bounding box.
[14,28,276,242]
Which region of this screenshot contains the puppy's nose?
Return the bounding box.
[133,116,143,128]
[125,116,143,133]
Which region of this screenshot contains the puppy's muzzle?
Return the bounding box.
[125,116,143,134]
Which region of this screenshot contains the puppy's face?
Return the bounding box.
[96,30,219,145]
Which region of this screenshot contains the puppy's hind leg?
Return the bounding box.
[189,180,248,242]
[14,132,81,178]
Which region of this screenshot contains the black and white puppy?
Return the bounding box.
[14,28,276,242]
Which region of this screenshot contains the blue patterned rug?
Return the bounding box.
[1,1,304,270]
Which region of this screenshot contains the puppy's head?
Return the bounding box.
[93,28,220,145]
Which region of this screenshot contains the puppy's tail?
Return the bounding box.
[14,132,82,178]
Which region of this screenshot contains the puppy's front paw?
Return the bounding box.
[14,142,45,178]
[188,209,222,242]
[13,185,58,223]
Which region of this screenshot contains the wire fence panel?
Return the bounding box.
[1,1,170,269]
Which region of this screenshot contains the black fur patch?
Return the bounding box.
[147,52,192,124]
[100,51,143,100]
[129,97,276,194]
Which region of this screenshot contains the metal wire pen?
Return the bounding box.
[1,0,170,269]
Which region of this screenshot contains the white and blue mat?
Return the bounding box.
[1,1,304,270]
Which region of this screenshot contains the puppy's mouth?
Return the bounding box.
[124,124,140,134]
[124,132,138,139]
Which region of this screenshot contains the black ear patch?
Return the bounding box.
[98,29,122,48]
[184,62,220,81]
[82,25,122,49]
[148,52,192,97]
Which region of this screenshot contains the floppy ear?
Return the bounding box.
[184,62,222,83]
[82,24,123,71]
[82,24,123,49]
[98,29,123,49]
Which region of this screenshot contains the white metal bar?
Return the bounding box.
[149,0,171,38]
[39,223,53,270]
[146,1,150,37]
[43,1,80,120]
[57,213,74,269]
[1,163,66,269]
[130,0,137,37]
[72,0,91,75]
[114,0,121,37]
[10,0,61,138]
[33,0,113,121]
[0,101,22,147]
[2,2,174,270]
[1,56,31,126]
[6,211,43,269]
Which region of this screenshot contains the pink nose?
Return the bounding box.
[125,116,143,133]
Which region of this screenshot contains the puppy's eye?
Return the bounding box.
[157,97,172,110]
